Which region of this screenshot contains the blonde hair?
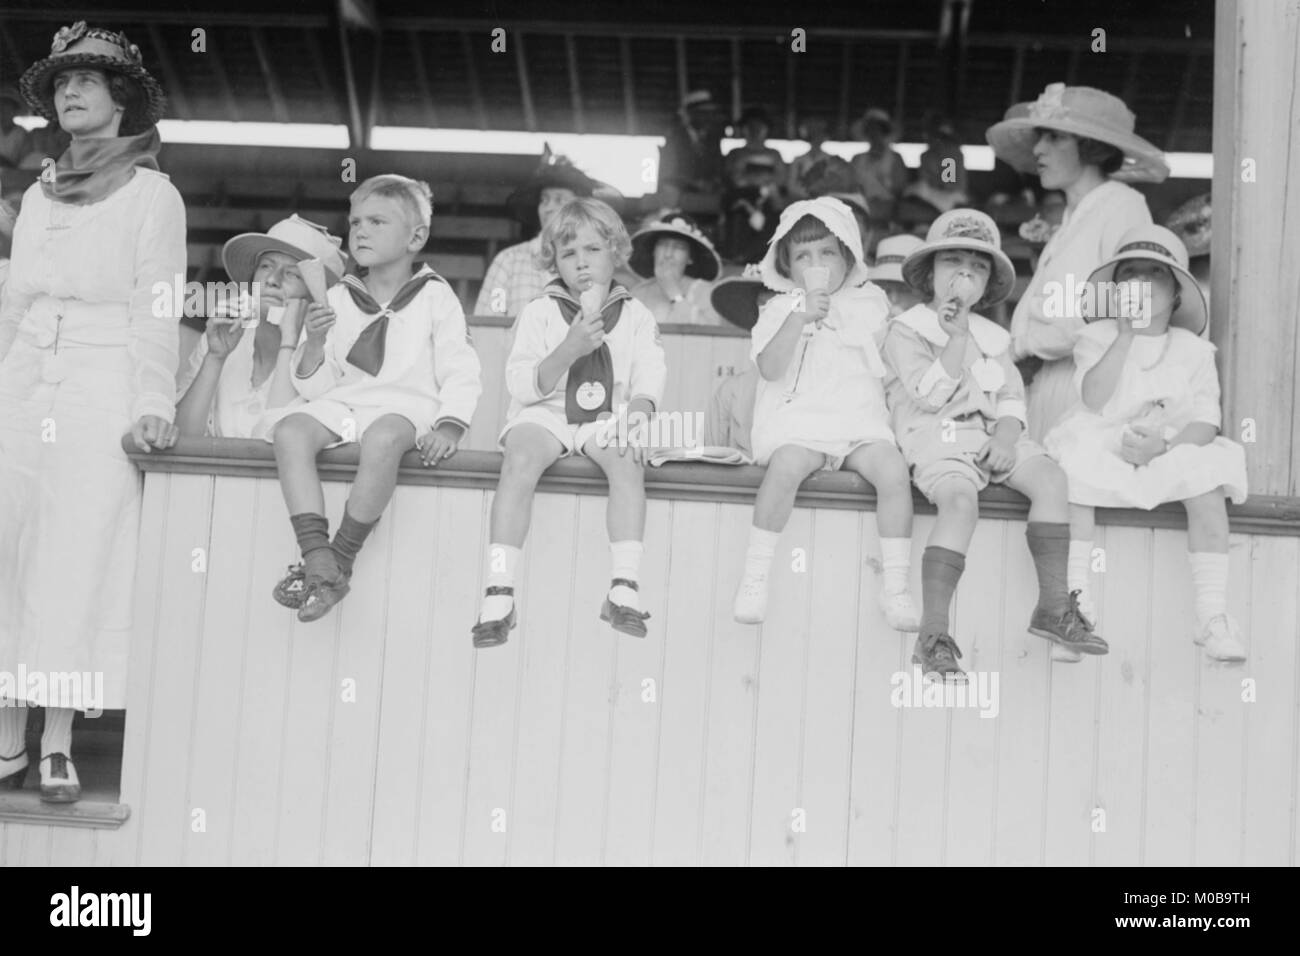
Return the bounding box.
[350,174,433,231]
[535,198,631,273]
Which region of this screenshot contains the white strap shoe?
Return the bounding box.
[880,588,921,632]
[733,574,769,624]
[1196,614,1247,663]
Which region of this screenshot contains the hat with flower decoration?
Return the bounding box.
[985,83,1168,184]
[629,210,722,281]
[902,208,1017,305]
[20,21,165,128]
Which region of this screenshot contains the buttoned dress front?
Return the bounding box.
[0,169,185,710]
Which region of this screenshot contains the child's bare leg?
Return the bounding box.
[845,442,918,629]
[330,415,417,578]
[273,413,337,516]
[585,436,649,615]
[735,444,824,623]
[928,476,979,553]
[1067,502,1099,624]
[479,425,564,624]
[1184,488,1229,553]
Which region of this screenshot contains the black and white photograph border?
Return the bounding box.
[0,0,1294,889]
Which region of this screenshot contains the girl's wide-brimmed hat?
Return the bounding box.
[760,196,869,292]
[902,208,1017,305]
[985,82,1169,184]
[20,21,165,128]
[629,212,722,281]
[506,149,622,226]
[222,215,348,286]
[867,233,925,284]
[710,264,773,331]
[1083,224,1207,335]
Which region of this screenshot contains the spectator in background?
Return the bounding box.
[725,107,786,189]
[786,116,832,200]
[801,155,875,260]
[721,151,783,263]
[658,89,726,207]
[903,114,969,218]
[865,233,925,317]
[475,149,616,318]
[851,108,909,229]
[1165,191,1211,302]
[627,211,723,325]
[0,90,29,168]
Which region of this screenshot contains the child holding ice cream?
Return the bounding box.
[734,197,920,630]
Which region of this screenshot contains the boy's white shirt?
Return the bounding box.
[504,288,667,419]
[890,302,1014,404]
[292,266,482,431]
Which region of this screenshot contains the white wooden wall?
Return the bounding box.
[2,469,1295,866]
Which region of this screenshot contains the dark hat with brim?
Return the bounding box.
[710,268,773,330]
[20,22,165,128]
[629,213,722,281]
[506,162,622,228]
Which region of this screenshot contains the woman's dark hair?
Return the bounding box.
[107,74,149,136]
[1076,136,1125,175]
[774,214,855,278]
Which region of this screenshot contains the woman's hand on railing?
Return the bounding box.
[130,415,178,453]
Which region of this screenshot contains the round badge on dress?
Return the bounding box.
[41,354,68,384]
[969,357,1005,393]
[576,381,607,410]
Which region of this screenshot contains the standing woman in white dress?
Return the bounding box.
[986,83,1167,628]
[0,23,184,801]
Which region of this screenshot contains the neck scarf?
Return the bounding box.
[342,265,444,376]
[42,127,161,205]
[545,279,630,424]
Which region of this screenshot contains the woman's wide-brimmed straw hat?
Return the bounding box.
[902,209,1017,305]
[222,215,347,286]
[20,21,165,128]
[1083,224,1207,335]
[506,150,622,227]
[986,82,1169,184]
[867,233,925,284]
[710,264,772,331]
[629,211,722,281]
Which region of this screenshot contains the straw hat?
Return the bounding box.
[1165,192,1212,258]
[986,83,1169,184]
[629,212,722,281]
[902,209,1017,305]
[867,233,925,284]
[20,21,165,128]
[222,215,347,285]
[1083,225,1207,335]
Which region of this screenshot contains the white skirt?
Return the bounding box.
[1046,414,1249,509]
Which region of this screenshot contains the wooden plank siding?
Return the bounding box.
[3,454,1296,867]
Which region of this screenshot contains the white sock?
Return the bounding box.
[1189,551,1229,627]
[879,537,912,595]
[744,526,781,581]
[41,707,74,758]
[0,707,28,757]
[1068,540,1093,600]
[480,543,521,622]
[609,540,644,610]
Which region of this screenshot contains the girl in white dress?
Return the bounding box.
[733,197,919,630]
[176,216,346,439]
[1045,226,1248,662]
[0,23,183,801]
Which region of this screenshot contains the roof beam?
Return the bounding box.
[337,15,365,147]
[618,35,636,135]
[145,24,190,119]
[1166,52,1199,151]
[837,40,852,139]
[207,32,242,122]
[514,32,537,132]
[408,31,438,129]
[306,28,345,125]
[675,35,688,107]
[564,33,584,134]
[250,27,290,124]
[459,30,487,130]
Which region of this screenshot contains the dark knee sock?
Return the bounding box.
[920,546,966,637]
[291,512,338,580]
[332,508,377,577]
[1026,521,1070,613]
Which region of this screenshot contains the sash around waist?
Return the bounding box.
[17,296,133,350]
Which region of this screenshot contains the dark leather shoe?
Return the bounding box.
[911,632,967,683]
[297,574,352,623]
[1029,592,1109,655]
[472,587,517,648]
[272,562,307,609]
[39,753,81,804]
[600,578,650,638]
